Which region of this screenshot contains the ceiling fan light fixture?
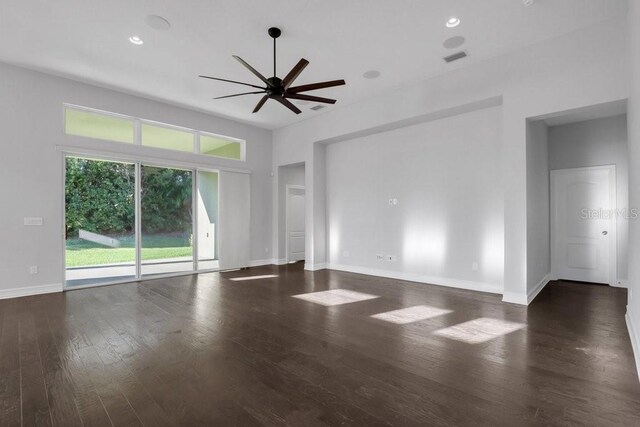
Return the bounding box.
[446,17,460,28]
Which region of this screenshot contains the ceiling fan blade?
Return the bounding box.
[288,79,346,94]
[199,75,265,90]
[233,55,273,87]
[285,93,336,104]
[253,95,270,113]
[273,97,302,114]
[214,91,266,100]
[282,58,310,89]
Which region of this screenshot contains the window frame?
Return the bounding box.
[64,103,136,144]
[139,119,196,154]
[63,103,247,162]
[197,130,246,162]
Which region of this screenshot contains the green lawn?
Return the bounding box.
[66,234,192,267]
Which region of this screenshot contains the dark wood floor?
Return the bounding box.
[1,263,639,426]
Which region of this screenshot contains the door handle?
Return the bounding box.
[602,231,608,235]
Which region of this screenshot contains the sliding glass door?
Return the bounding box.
[65,158,136,287]
[64,156,219,288]
[141,165,194,276]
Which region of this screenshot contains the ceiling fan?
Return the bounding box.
[199,27,346,115]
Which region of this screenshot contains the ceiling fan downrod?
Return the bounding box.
[268,27,281,78]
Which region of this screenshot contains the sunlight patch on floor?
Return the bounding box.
[371,305,452,324]
[292,289,379,306]
[433,317,525,344]
[229,274,279,281]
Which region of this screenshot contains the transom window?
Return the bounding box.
[64,105,245,161]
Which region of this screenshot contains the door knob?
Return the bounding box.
[602,231,608,235]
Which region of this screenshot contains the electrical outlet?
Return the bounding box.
[342,250,350,257]
[472,262,479,271]
[386,255,397,262]
[388,198,398,206]
[29,265,38,275]
[265,247,269,253]
[376,254,384,261]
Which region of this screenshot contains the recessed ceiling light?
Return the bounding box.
[446,17,460,28]
[129,35,144,45]
[363,70,381,79]
[146,15,171,31]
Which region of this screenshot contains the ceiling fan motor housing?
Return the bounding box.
[267,77,284,97]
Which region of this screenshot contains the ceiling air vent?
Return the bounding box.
[310,105,326,111]
[443,51,468,63]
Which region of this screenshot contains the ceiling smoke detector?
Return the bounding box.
[522,0,535,6]
[443,36,466,49]
[146,15,171,31]
[363,70,381,79]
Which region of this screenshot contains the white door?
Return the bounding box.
[551,166,616,285]
[287,186,305,262]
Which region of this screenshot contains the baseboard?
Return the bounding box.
[625,307,640,381]
[305,263,328,271]
[0,283,62,300]
[327,263,502,295]
[248,259,274,267]
[274,258,288,266]
[502,273,551,306]
[613,279,629,288]
[528,273,551,304]
[502,292,528,305]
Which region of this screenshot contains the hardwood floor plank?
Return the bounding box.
[0,300,22,427]
[33,302,84,427]
[19,305,52,427]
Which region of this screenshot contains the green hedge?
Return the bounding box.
[65,158,192,236]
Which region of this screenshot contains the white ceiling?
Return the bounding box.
[0,1,628,129]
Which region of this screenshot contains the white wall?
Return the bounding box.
[548,115,629,283]
[526,121,550,298]
[327,106,503,293]
[273,18,629,304]
[0,62,273,298]
[626,0,640,377]
[277,163,305,261]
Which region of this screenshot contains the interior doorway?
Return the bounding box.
[278,163,306,264]
[526,100,629,301]
[286,185,306,262]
